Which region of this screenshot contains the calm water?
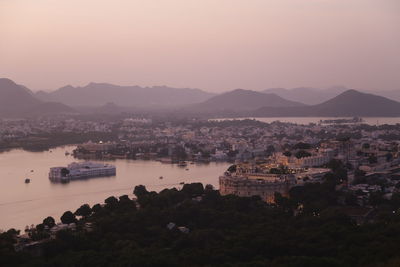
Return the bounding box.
[216,117,400,125]
[0,146,229,231]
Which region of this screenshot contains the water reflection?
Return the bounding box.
[0,146,229,231]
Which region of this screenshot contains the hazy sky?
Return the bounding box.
[1,0,399,92]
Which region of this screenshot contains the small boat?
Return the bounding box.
[159,176,163,179]
[178,161,187,167]
[30,170,34,172]
[185,168,189,171]
[65,151,70,156]
[25,178,30,183]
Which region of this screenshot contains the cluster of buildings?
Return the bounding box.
[219,162,330,202]
[3,116,400,205]
[0,118,114,140]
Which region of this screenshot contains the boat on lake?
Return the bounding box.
[178,161,187,167]
[25,178,30,183]
[49,161,116,182]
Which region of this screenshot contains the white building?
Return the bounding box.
[49,162,116,182]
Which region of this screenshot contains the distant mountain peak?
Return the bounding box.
[35,82,216,107]
[341,89,359,94]
[190,89,305,114]
[0,77,18,87]
[59,85,75,91]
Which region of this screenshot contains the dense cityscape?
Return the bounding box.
[2,0,400,266]
[2,115,400,265]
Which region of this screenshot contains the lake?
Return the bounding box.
[214,117,400,125]
[0,146,229,231]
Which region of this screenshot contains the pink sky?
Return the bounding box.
[1,0,399,92]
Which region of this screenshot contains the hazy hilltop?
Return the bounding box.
[36,83,216,107]
[311,90,400,116]
[263,86,349,105]
[255,90,400,117]
[3,77,400,118]
[263,86,400,105]
[367,90,400,102]
[0,78,75,117]
[0,78,41,111]
[188,89,304,115]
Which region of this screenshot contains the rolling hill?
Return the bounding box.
[263,86,348,105]
[0,78,75,117]
[254,90,400,117]
[36,83,216,107]
[189,89,305,114]
[0,78,41,112]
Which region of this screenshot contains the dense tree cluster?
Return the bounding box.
[3,181,400,266]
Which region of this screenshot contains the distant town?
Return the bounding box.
[2,115,400,208]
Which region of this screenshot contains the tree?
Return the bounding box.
[92,203,102,213]
[60,211,76,224]
[294,142,312,150]
[386,153,393,162]
[295,150,311,159]
[134,185,149,198]
[283,151,292,157]
[182,183,204,197]
[368,155,378,164]
[173,146,187,160]
[362,143,370,149]
[43,216,56,228]
[205,184,214,191]
[104,196,119,208]
[36,223,45,232]
[227,165,237,173]
[75,204,92,217]
[266,145,275,155]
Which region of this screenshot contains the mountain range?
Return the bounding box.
[263,87,349,105]
[263,86,400,105]
[254,90,400,117]
[0,78,74,117]
[1,77,400,118]
[187,89,304,114]
[35,83,215,107]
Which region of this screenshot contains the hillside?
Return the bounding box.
[36,83,216,107]
[0,78,75,117]
[24,102,76,117]
[0,78,41,113]
[263,86,348,105]
[3,182,400,266]
[255,90,400,117]
[189,89,304,115]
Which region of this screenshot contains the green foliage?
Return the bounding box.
[227,164,237,173]
[43,216,55,228]
[293,142,312,150]
[368,155,378,164]
[75,204,92,218]
[295,150,312,159]
[362,143,370,149]
[181,183,204,197]
[133,185,149,198]
[4,183,400,266]
[60,211,76,224]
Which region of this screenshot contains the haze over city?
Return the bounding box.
[1,0,399,92]
[3,1,400,266]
